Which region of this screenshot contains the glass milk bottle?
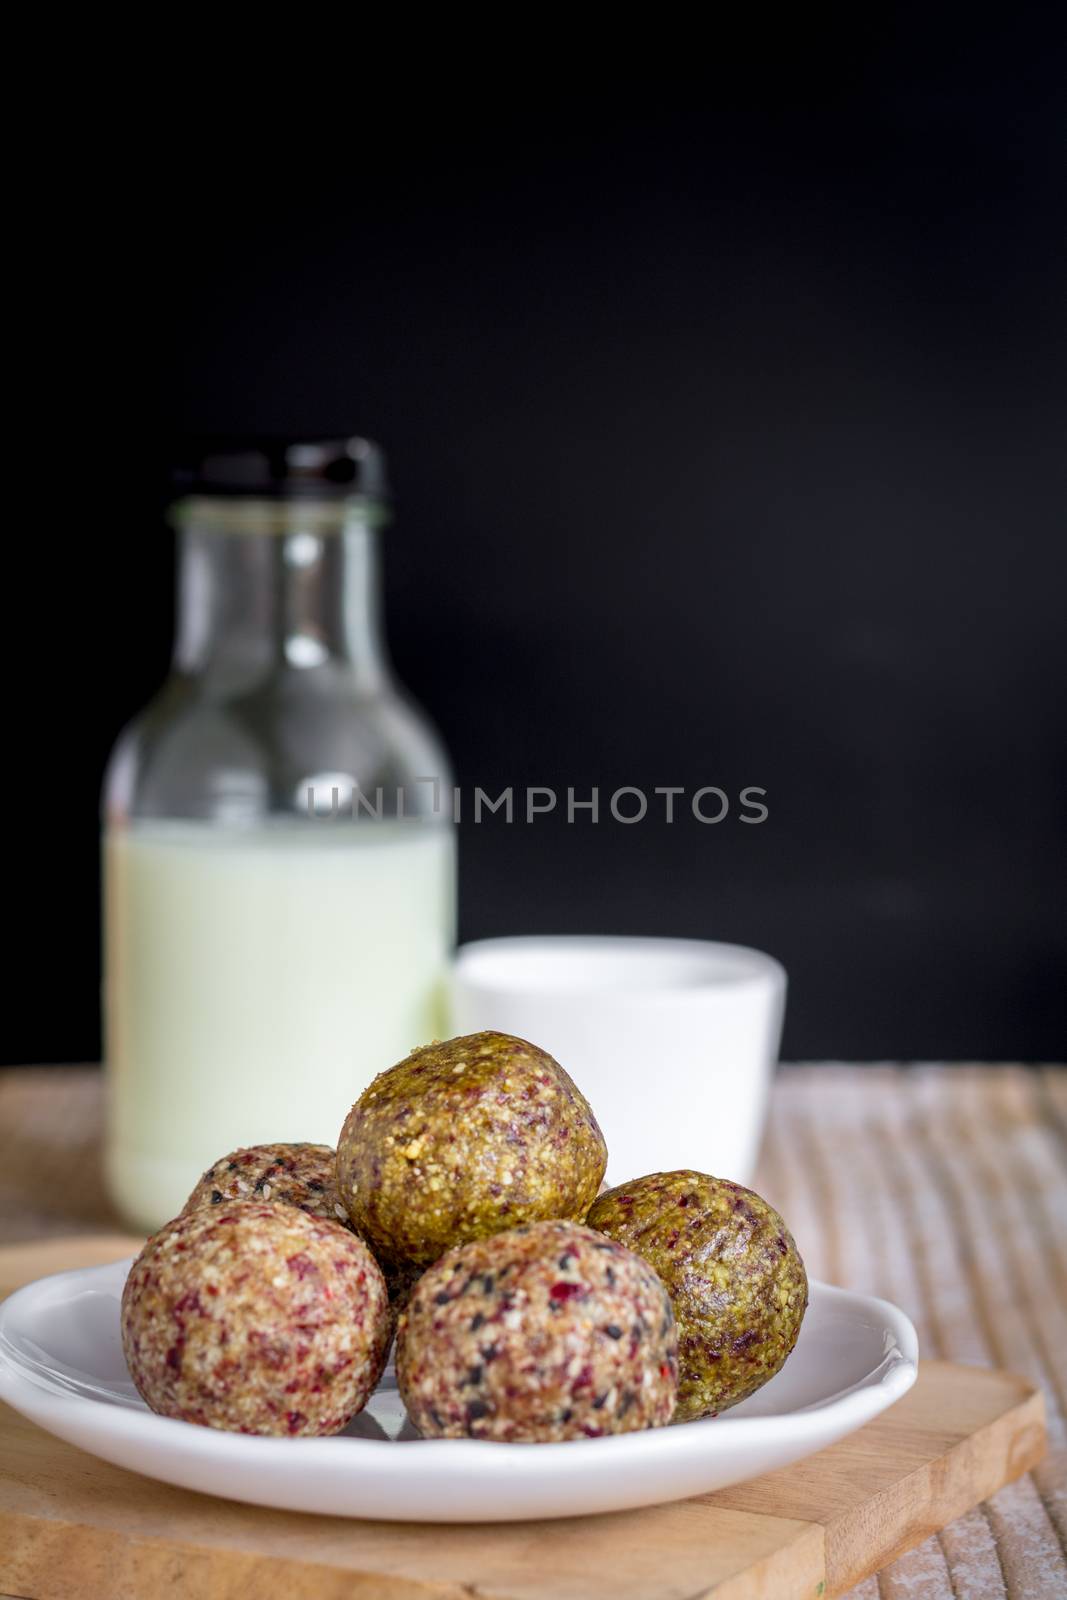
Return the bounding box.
[103,438,455,1231]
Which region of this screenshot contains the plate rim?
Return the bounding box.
[0,1257,918,1470]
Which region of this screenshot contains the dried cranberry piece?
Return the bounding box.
[549,1281,585,1303]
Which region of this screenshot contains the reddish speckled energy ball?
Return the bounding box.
[396,1219,678,1442]
[182,1142,352,1230]
[121,1200,390,1436]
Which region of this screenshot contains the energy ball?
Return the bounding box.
[337,1031,608,1267]
[121,1199,390,1436]
[396,1219,678,1441]
[588,1171,807,1421]
[183,1142,352,1230]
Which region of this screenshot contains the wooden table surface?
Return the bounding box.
[1,1063,1065,1598]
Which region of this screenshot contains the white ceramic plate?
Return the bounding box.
[0,1260,917,1522]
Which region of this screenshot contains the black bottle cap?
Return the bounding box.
[171,436,388,501]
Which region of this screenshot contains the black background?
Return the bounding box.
[5,26,1065,1064]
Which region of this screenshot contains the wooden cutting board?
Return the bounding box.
[0,1236,1047,1600]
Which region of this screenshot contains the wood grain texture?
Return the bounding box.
[711,1363,1046,1592]
[0,1395,822,1600]
[1,1063,1065,1596]
[0,1356,1041,1600]
[755,1065,1067,1599]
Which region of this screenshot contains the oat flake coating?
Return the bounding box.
[588,1171,807,1421]
[183,1142,352,1229]
[337,1032,608,1267]
[121,1200,390,1436]
[396,1219,678,1442]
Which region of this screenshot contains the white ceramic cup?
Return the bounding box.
[448,936,786,1187]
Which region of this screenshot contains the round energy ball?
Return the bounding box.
[182,1142,352,1230]
[396,1219,678,1441]
[588,1171,807,1420]
[121,1200,390,1436]
[337,1031,608,1267]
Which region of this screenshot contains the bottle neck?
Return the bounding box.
[171,500,389,692]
